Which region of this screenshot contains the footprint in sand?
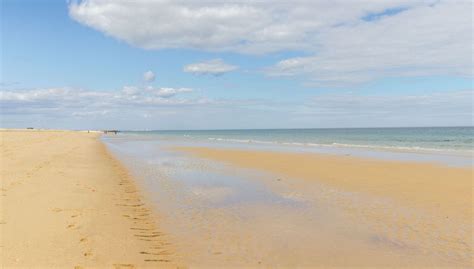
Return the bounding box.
[142,250,171,255]
[75,183,97,193]
[144,259,170,262]
[113,263,136,268]
[130,227,153,231]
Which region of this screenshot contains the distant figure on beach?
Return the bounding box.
[103,130,119,134]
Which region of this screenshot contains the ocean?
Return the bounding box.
[122,126,473,154]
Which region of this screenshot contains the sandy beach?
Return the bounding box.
[1,130,175,268]
[174,146,473,267]
[1,130,472,267]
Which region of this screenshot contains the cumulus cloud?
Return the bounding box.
[266,2,473,85]
[155,87,193,98]
[2,85,471,129]
[122,86,193,98]
[0,85,196,118]
[69,0,472,85]
[183,59,238,75]
[68,0,426,53]
[143,70,156,82]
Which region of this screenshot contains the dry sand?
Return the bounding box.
[1,130,176,268]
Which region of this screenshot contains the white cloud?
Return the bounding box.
[124,85,193,98]
[72,110,110,117]
[303,90,473,116]
[68,0,426,53]
[0,85,251,129]
[0,87,108,103]
[2,85,471,129]
[266,1,473,86]
[155,87,193,98]
[0,85,196,117]
[69,0,472,85]
[291,90,474,127]
[143,70,156,82]
[122,86,141,96]
[184,59,238,75]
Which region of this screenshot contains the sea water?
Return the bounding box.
[123,127,473,153]
[119,126,473,167]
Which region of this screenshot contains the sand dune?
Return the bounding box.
[1,130,176,268]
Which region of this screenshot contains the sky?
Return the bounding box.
[0,0,472,130]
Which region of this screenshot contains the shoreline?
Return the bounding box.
[202,137,474,157]
[1,130,176,267]
[116,130,473,168]
[119,126,473,160]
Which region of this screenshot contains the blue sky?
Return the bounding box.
[1,0,472,130]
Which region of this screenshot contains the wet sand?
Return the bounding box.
[175,146,473,267]
[1,130,175,268]
[176,146,472,219]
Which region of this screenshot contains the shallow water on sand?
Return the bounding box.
[102,135,472,267]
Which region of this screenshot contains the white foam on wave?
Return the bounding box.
[204,137,473,155]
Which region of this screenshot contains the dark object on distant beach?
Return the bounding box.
[26,127,34,129]
[103,130,119,134]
